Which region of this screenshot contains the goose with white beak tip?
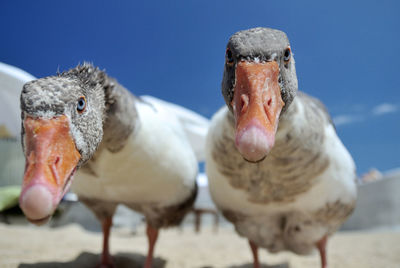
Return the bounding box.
[19,64,199,268]
[205,27,357,268]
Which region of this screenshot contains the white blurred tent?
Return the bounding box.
[0,63,35,189]
[0,62,35,138]
[141,95,209,162]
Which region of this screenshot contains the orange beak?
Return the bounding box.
[232,61,284,162]
[19,115,80,225]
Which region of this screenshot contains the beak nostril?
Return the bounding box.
[54,156,60,166]
[51,157,61,185]
[240,94,249,114]
[264,99,273,122]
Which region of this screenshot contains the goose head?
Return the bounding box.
[222,27,298,162]
[19,64,110,225]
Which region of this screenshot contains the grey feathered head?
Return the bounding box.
[222,27,298,113]
[19,63,120,225]
[220,27,299,163]
[20,63,115,165]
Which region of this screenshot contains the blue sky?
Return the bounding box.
[1,0,399,175]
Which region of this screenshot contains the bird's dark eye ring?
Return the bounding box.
[284,47,291,62]
[77,96,86,113]
[226,48,234,65]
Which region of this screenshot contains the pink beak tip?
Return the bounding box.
[19,185,54,222]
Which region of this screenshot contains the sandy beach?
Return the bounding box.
[1,222,399,268]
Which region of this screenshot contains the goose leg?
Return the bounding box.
[192,208,219,233]
[249,240,260,268]
[97,216,114,268]
[144,223,159,268]
[316,235,328,268]
[78,197,117,268]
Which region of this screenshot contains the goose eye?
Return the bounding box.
[226,48,234,65]
[284,47,291,62]
[77,96,86,113]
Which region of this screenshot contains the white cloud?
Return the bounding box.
[333,102,398,127]
[333,114,364,126]
[372,103,398,116]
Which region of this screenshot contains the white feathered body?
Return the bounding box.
[72,100,198,207]
[206,93,357,254]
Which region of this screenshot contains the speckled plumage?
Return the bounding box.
[206,27,357,263]
[209,96,356,254]
[211,94,331,205]
[228,28,289,61]
[222,27,298,114]
[21,65,114,167]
